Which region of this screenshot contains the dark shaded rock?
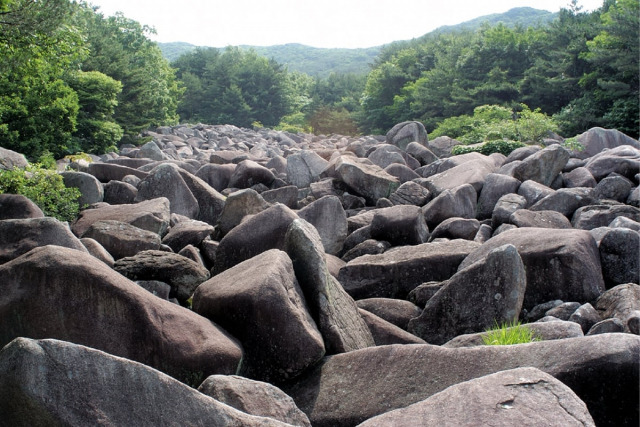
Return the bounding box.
[338,239,480,300]
[368,144,407,169]
[0,246,241,382]
[0,338,279,426]
[524,300,563,322]
[586,318,625,335]
[193,249,325,383]
[599,228,640,288]
[529,187,594,218]
[342,224,373,255]
[87,162,148,183]
[572,204,640,230]
[491,193,527,228]
[443,320,583,348]
[568,303,601,333]
[286,150,329,188]
[114,250,210,302]
[476,173,521,220]
[595,284,640,333]
[215,188,270,238]
[178,244,205,266]
[0,147,28,170]
[341,239,390,263]
[198,375,311,427]
[509,209,573,229]
[61,171,104,207]
[421,183,477,229]
[405,141,438,166]
[284,334,638,427]
[72,197,170,237]
[228,159,275,189]
[562,166,596,188]
[81,220,162,259]
[369,205,429,246]
[473,223,493,243]
[355,298,422,330]
[408,244,526,344]
[385,121,428,150]
[261,185,298,208]
[102,180,138,205]
[357,367,595,427]
[383,163,419,183]
[298,195,348,255]
[135,280,171,299]
[334,156,400,204]
[511,144,569,187]
[609,215,640,231]
[0,217,87,265]
[628,186,640,207]
[517,179,555,207]
[135,163,198,218]
[195,163,235,192]
[593,174,633,202]
[458,228,605,310]
[80,237,115,267]
[176,168,226,226]
[285,219,375,354]
[358,309,426,345]
[161,220,214,253]
[584,145,640,180]
[545,302,581,320]
[0,194,44,220]
[429,217,480,241]
[407,281,445,308]
[388,181,431,206]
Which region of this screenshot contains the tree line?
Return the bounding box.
[0,0,637,162]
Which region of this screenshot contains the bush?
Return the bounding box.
[451,139,526,157]
[482,320,540,346]
[0,164,82,222]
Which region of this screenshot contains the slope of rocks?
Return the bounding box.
[0,122,639,426]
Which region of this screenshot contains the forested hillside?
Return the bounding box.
[0,0,637,163]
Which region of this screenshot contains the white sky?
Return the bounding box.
[88,0,605,49]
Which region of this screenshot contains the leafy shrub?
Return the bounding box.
[451,139,526,157]
[482,320,540,346]
[0,164,82,222]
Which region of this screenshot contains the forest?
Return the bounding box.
[0,0,637,161]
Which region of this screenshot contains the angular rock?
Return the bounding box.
[429,217,480,241]
[511,144,570,187]
[136,163,199,218]
[584,145,640,180]
[214,203,299,274]
[593,174,633,201]
[369,205,429,246]
[137,140,170,161]
[161,220,214,253]
[405,141,438,166]
[285,219,375,354]
[0,194,44,220]
[334,156,400,204]
[298,195,348,255]
[80,237,115,267]
[572,204,640,230]
[509,209,573,229]
[421,183,477,229]
[458,228,605,310]
[408,244,526,344]
[198,375,311,427]
[338,239,480,300]
[476,173,521,220]
[492,193,527,228]
[194,250,324,383]
[517,179,555,207]
[385,121,428,150]
[358,367,595,427]
[427,135,460,158]
[0,146,28,170]
[72,197,170,237]
[284,334,639,427]
[103,180,138,205]
[562,166,597,188]
[388,181,431,206]
[383,163,419,183]
[568,303,601,333]
[358,309,426,345]
[530,187,594,218]
[215,188,270,238]
[228,159,275,189]
[546,302,581,321]
[261,185,298,208]
[596,283,640,332]
[0,338,286,427]
[586,318,625,335]
[341,239,390,263]
[195,163,236,192]
[599,228,640,288]
[286,150,331,188]
[81,220,162,259]
[367,145,406,169]
[574,127,640,159]
[423,155,499,196]
[87,162,148,183]
[61,171,104,207]
[177,168,226,226]
[114,250,210,302]
[0,246,241,381]
[355,298,422,330]
[0,217,87,265]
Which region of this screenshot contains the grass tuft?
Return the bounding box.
[482,320,540,346]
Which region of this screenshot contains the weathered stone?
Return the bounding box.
[198,375,311,427]
[355,298,422,330]
[409,244,526,344]
[584,145,640,180]
[508,209,573,229]
[135,280,171,299]
[261,185,298,208]
[341,239,390,263]
[458,228,605,310]
[195,163,236,192]
[161,220,214,253]
[609,215,640,231]
[81,220,162,259]
[492,193,527,228]
[177,168,227,226]
[586,318,625,335]
[476,173,521,220]
[429,217,480,241]
[334,156,400,204]
[530,187,594,218]
[572,204,640,230]
[103,180,138,204]
[599,228,640,288]
[228,159,276,189]
[0,246,241,382]
[137,140,170,161]
[215,188,270,238]
[285,219,375,354]
[367,144,407,169]
[546,302,581,321]
[135,163,199,218]
[87,162,148,183]
[338,239,480,300]
[0,146,28,170]
[80,237,115,267]
[422,183,477,229]
[385,121,428,150]
[574,127,640,160]
[596,284,640,333]
[517,179,555,207]
[194,250,325,383]
[298,195,348,255]
[562,166,597,188]
[504,145,541,163]
[568,303,601,333]
[0,338,281,426]
[357,367,595,427]
[358,309,426,345]
[114,250,210,302]
[369,205,429,246]
[0,217,87,265]
[423,155,499,196]
[0,194,44,220]
[427,135,461,158]
[383,163,419,183]
[284,334,639,427]
[388,181,431,206]
[61,171,104,207]
[511,144,570,187]
[405,141,438,166]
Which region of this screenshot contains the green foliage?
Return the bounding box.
[451,140,526,157]
[275,112,311,133]
[482,320,540,346]
[309,107,359,135]
[0,164,82,221]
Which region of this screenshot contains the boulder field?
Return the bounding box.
[0,122,639,426]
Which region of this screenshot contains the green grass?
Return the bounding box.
[482,320,540,346]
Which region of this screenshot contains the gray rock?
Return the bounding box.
[135,280,171,299]
[61,171,104,207]
[334,156,400,204]
[568,303,601,333]
[215,188,270,238]
[459,228,605,310]
[593,174,634,202]
[286,150,329,188]
[599,228,640,288]
[0,338,280,426]
[546,302,581,320]
[198,375,311,427]
[367,144,407,169]
[385,121,428,150]
[511,144,569,187]
[358,309,426,345]
[228,159,276,189]
[509,209,573,229]
[562,166,596,188]
[0,217,88,265]
[87,162,149,183]
[355,298,422,330]
[405,141,438,166]
[473,223,493,243]
[261,185,298,208]
[388,181,431,206]
[595,284,640,333]
[80,237,115,267]
[0,146,28,170]
[81,220,162,259]
[421,183,477,229]
[338,239,479,300]
[430,217,480,241]
[195,163,235,192]
[584,145,640,180]
[114,250,210,302]
[574,127,640,160]
[136,163,199,218]
[285,219,375,354]
[524,300,563,322]
[427,135,461,158]
[517,179,555,207]
[572,204,640,230]
[193,249,325,383]
[408,244,526,344]
[492,193,527,228]
[341,239,390,263]
[586,318,625,335]
[284,334,639,427]
[530,187,594,218]
[383,163,419,183]
[103,180,138,204]
[423,155,499,196]
[0,246,241,382]
[609,215,640,231]
[137,140,170,161]
[369,205,429,246]
[628,186,640,207]
[298,195,348,255]
[476,173,521,220]
[161,220,214,253]
[407,281,445,308]
[0,194,44,220]
[176,168,227,226]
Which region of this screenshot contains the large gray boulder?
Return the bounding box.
[422,155,499,196]
[193,249,325,383]
[574,127,640,159]
[195,163,235,192]
[599,228,640,288]
[388,181,431,206]
[358,309,427,346]
[338,239,480,300]
[530,187,594,218]
[0,338,284,426]
[81,219,162,260]
[385,121,428,150]
[298,195,348,255]
[511,144,570,187]
[176,168,227,226]
[334,156,400,204]
[228,159,276,189]
[215,188,270,238]
[458,228,605,310]
[87,162,149,183]
[103,180,138,204]
[60,171,104,207]
[571,204,640,230]
[357,367,595,427]
[72,197,171,237]
[137,140,170,161]
[584,145,640,180]
[161,220,214,253]
[355,298,423,331]
[596,283,640,332]
[0,147,28,170]
[285,219,375,354]
[0,217,87,265]
[0,246,241,382]
[421,183,477,229]
[136,163,199,218]
[286,150,330,188]
[408,244,526,344]
[0,194,44,220]
[476,173,521,220]
[283,334,639,427]
[369,205,429,246]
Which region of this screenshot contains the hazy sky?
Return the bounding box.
[88,0,605,49]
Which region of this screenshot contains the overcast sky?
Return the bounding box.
[88,0,605,49]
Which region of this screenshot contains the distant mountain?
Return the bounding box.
[158,7,558,77]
